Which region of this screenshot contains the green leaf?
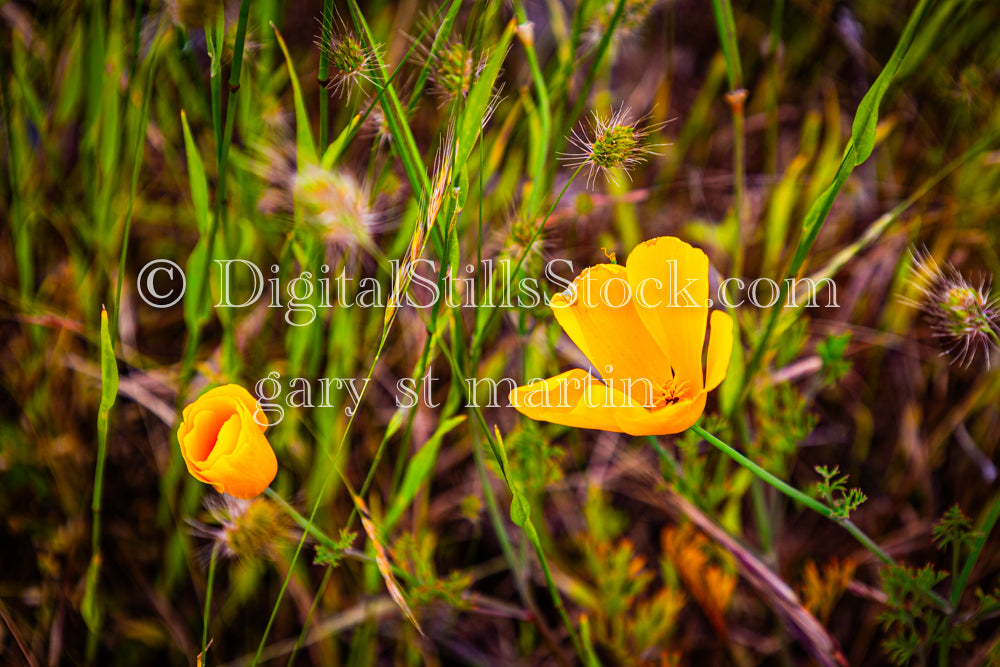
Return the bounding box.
[81,555,102,633]
[510,492,532,529]
[180,110,209,235]
[272,24,318,166]
[455,20,516,169]
[183,237,209,330]
[99,308,119,413]
[383,416,466,531]
[84,307,119,635]
[850,0,932,163]
[709,0,743,90]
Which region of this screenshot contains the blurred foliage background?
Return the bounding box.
[3,0,1000,664]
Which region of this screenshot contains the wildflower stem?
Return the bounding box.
[438,335,581,666]
[319,0,334,150]
[113,16,165,333]
[263,488,341,553]
[201,543,219,664]
[952,489,1000,608]
[511,1,552,218]
[694,424,952,610]
[690,424,894,563]
[472,165,584,354]
[558,0,626,158]
[725,88,748,281]
[286,564,334,667]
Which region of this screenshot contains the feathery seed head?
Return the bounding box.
[561,105,662,188]
[293,165,377,252]
[903,248,1000,368]
[318,15,379,98]
[189,495,291,562]
[584,0,658,50]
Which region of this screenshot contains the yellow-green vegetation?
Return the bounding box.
[3,0,1000,665]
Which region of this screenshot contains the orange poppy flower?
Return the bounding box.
[177,384,277,499]
[509,237,734,436]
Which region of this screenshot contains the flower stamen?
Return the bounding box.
[649,377,688,409]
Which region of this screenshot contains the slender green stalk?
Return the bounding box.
[286,566,334,667]
[512,1,551,218]
[220,0,252,199]
[532,536,590,664]
[952,490,1000,608]
[264,488,341,552]
[114,17,165,333]
[693,423,954,612]
[725,88,747,280]
[463,392,587,665]
[206,15,224,169]
[201,544,220,665]
[253,310,400,664]
[472,165,584,354]
[218,0,251,371]
[346,0,430,195]
[710,0,747,280]
[709,0,743,89]
[318,0,334,150]
[430,334,583,665]
[83,308,120,657]
[252,527,312,666]
[0,47,27,303]
[738,0,935,407]
[405,0,464,117]
[765,0,784,175]
[558,0,625,159]
[690,424,893,562]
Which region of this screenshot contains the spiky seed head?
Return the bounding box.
[359,99,392,149]
[331,34,365,75]
[584,0,658,50]
[318,16,378,98]
[903,248,1000,368]
[435,42,475,99]
[293,165,376,252]
[502,214,547,277]
[590,123,638,170]
[560,105,662,188]
[189,495,291,562]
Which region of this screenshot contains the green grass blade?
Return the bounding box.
[710,0,743,89]
[851,0,933,163]
[383,415,466,532]
[272,24,319,166]
[346,0,429,194]
[180,110,210,235]
[456,20,516,169]
[83,307,120,642]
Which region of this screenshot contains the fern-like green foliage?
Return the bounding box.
[813,465,867,521]
[313,528,357,568]
[879,565,971,666]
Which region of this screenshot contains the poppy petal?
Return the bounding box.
[200,416,278,498]
[198,384,268,431]
[626,237,710,388]
[509,369,641,433]
[551,263,671,383]
[705,310,734,391]
[613,391,708,436]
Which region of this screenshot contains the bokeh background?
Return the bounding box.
[3,0,1000,664]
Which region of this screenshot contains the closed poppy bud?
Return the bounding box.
[177,385,277,499]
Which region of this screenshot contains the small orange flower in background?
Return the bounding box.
[510,236,733,436]
[177,384,277,499]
